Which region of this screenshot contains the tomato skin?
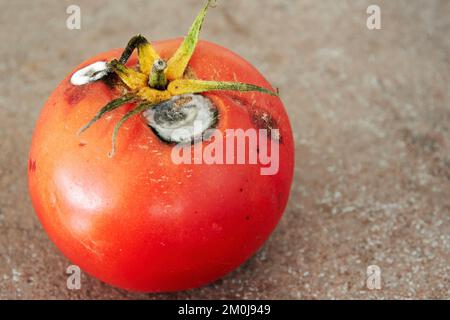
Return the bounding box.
[28,39,294,292]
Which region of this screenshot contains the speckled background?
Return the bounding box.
[0,0,449,299]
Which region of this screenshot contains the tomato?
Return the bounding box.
[28,2,294,292]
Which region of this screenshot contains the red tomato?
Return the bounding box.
[28,39,294,292]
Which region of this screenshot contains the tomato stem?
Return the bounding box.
[78,94,136,135]
[168,79,278,97]
[108,59,148,90]
[119,34,160,75]
[165,0,215,80]
[148,59,168,90]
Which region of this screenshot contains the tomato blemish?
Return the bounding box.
[100,72,119,89]
[64,85,88,107]
[28,159,36,172]
[250,107,281,142]
[230,95,250,109]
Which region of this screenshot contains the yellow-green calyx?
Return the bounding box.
[78,0,278,156]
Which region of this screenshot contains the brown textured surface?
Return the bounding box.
[0,0,449,299]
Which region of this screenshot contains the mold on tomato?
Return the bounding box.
[250,107,282,142]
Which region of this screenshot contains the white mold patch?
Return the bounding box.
[144,94,217,143]
[70,61,108,85]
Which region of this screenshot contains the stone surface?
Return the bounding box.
[0,0,449,299]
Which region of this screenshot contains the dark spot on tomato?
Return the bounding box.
[249,107,281,142]
[79,142,87,147]
[100,72,118,89]
[245,215,251,221]
[230,95,250,109]
[64,85,88,107]
[239,187,244,192]
[28,159,36,172]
